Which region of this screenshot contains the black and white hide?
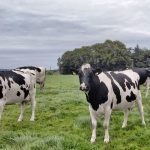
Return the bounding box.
[132,68,150,97]
[17,66,46,91]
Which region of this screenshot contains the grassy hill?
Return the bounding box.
[0,75,150,150]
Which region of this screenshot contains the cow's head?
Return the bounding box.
[71,64,102,92]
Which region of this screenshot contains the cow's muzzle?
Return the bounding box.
[80,83,89,92]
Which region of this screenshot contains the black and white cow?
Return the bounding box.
[17,66,46,91]
[0,69,36,121]
[132,68,150,97]
[71,64,145,143]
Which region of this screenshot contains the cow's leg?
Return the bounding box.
[40,83,42,91]
[89,105,98,143]
[122,109,129,128]
[145,87,149,97]
[30,94,36,121]
[40,82,44,92]
[136,91,145,125]
[103,107,112,143]
[0,100,6,121]
[145,78,149,97]
[18,102,26,122]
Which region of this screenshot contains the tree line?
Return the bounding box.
[57,40,150,74]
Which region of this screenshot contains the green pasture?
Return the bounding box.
[0,75,150,150]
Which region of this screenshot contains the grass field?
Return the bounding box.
[0,75,150,150]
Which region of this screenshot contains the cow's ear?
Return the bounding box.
[93,68,102,74]
[70,68,79,75]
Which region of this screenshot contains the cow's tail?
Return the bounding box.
[29,71,37,90]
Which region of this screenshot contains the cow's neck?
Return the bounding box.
[90,75,100,91]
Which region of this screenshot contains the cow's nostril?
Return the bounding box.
[80,86,89,91]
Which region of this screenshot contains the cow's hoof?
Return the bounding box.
[30,118,35,121]
[17,119,22,122]
[90,138,96,143]
[104,138,109,143]
[18,120,22,122]
[122,124,127,128]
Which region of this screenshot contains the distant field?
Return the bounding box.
[0,75,150,150]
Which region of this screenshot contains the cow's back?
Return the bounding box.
[100,70,140,110]
[17,66,46,85]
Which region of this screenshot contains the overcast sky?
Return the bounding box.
[0,0,150,69]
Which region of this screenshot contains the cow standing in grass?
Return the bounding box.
[17,66,46,91]
[71,64,145,143]
[0,69,36,121]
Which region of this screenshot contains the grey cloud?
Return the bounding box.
[0,7,87,38]
[0,0,150,69]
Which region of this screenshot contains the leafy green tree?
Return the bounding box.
[131,45,150,68]
[58,40,149,74]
